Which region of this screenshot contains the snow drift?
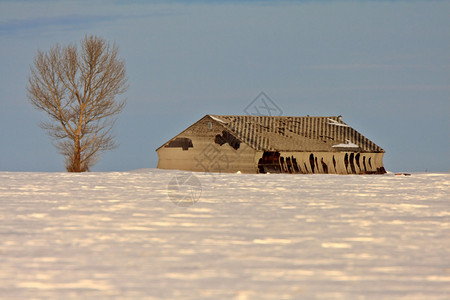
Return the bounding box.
[0,170,448,299]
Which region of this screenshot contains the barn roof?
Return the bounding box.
[207,115,385,153]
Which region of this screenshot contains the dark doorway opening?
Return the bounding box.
[309,154,315,173]
[355,153,361,171]
[258,151,282,173]
[280,157,288,173]
[321,158,328,173]
[349,153,356,174]
[286,157,294,173]
[292,157,300,173]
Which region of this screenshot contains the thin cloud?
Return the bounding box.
[306,64,443,71]
[308,64,397,70]
[0,15,117,35]
[0,11,177,36]
[353,84,450,92]
[324,84,450,92]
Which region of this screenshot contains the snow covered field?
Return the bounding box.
[0,170,449,299]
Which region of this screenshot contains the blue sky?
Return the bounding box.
[0,0,449,172]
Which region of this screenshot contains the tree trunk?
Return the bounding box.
[72,138,82,172]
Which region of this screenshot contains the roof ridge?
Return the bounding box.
[209,114,341,118]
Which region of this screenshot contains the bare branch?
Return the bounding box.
[27,35,128,172]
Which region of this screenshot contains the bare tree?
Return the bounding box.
[27,35,128,172]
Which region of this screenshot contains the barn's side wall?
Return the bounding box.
[157,117,258,173]
[256,151,386,174]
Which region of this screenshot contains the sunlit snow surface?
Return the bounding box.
[0,170,449,299]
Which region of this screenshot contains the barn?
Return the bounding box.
[156,115,386,174]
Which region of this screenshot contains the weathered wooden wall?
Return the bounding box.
[261,151,386,174]
[157,116,258,173]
